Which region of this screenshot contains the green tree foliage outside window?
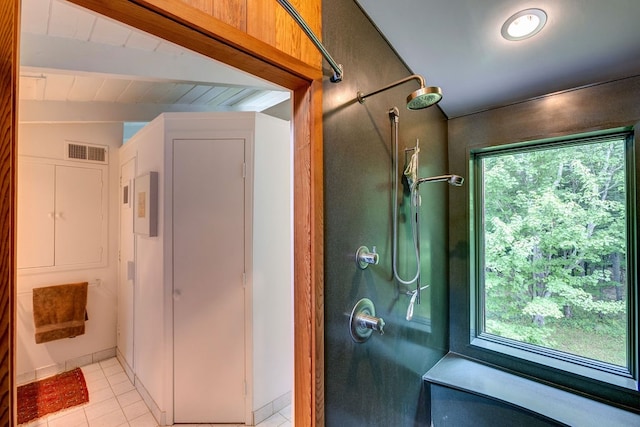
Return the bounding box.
[480,136,628,367]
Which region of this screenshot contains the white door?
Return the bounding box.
[17,160,55,268]
[173,138,246,423]
[118,157,136,370]
[55,165,104,266]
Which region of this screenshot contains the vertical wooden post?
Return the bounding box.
[8,0,324,425]
[0,1,18,425]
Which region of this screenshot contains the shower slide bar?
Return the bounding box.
[276,0,344,82]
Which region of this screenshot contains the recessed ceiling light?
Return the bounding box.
[501,8,547,41]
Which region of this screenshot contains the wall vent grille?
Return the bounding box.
[65,142,108,164]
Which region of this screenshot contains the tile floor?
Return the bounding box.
[19,357,292,427]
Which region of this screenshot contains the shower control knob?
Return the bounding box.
[356,246,379,269]
[349,298,385,343]
[357,313,385,335]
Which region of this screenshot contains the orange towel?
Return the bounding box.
[33,282,88,344]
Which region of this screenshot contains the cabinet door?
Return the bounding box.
[17,161,55,269]
[54,165,104,266]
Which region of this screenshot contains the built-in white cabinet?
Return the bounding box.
[118,112,292,426]
[17,157,107,271]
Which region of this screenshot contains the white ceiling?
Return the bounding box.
[356,0,640,118]
[19,0,290,123]
[21,1,640,121]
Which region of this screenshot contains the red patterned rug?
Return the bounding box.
[17,367,89,424]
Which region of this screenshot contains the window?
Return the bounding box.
[472,131,637,389]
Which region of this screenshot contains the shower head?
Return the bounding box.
[357,74,442,110]
[407,86,443,110]
[414,174,464,188]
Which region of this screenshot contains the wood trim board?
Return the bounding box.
[2,0,324,425]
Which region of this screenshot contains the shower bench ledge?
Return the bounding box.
[423,353,640,427]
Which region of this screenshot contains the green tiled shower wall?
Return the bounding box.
[322,1,451,424]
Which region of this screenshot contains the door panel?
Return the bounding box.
[173,138,246,423]
[55,165,104,266]
[17,161,55,268]
[118,157,136,369]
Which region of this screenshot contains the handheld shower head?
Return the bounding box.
[358,74,443,110]
[448,175,464,186]
[414,174,464,189]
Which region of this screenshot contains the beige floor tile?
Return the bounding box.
[102,363,124,377]
[87,385,116,405]
[128,412,159,427]
[81,363,103,374]
[86,376,111,394]
[84,397,121,421]
[116,389,142,408]
[279,404,292,420]
[257,412,288,427]
[99,358,120,369]
[106,372,130,387]
[111,379,136,395]
[82,368,107,384]
[48,407,89,427]
[122,399,151,421]
[88,408,127,427]
[23,357,159,427]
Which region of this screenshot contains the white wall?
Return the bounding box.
[121,112,293,424]
[16,122,122,381]
[119,117,169,421]
[252,114,293,411]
